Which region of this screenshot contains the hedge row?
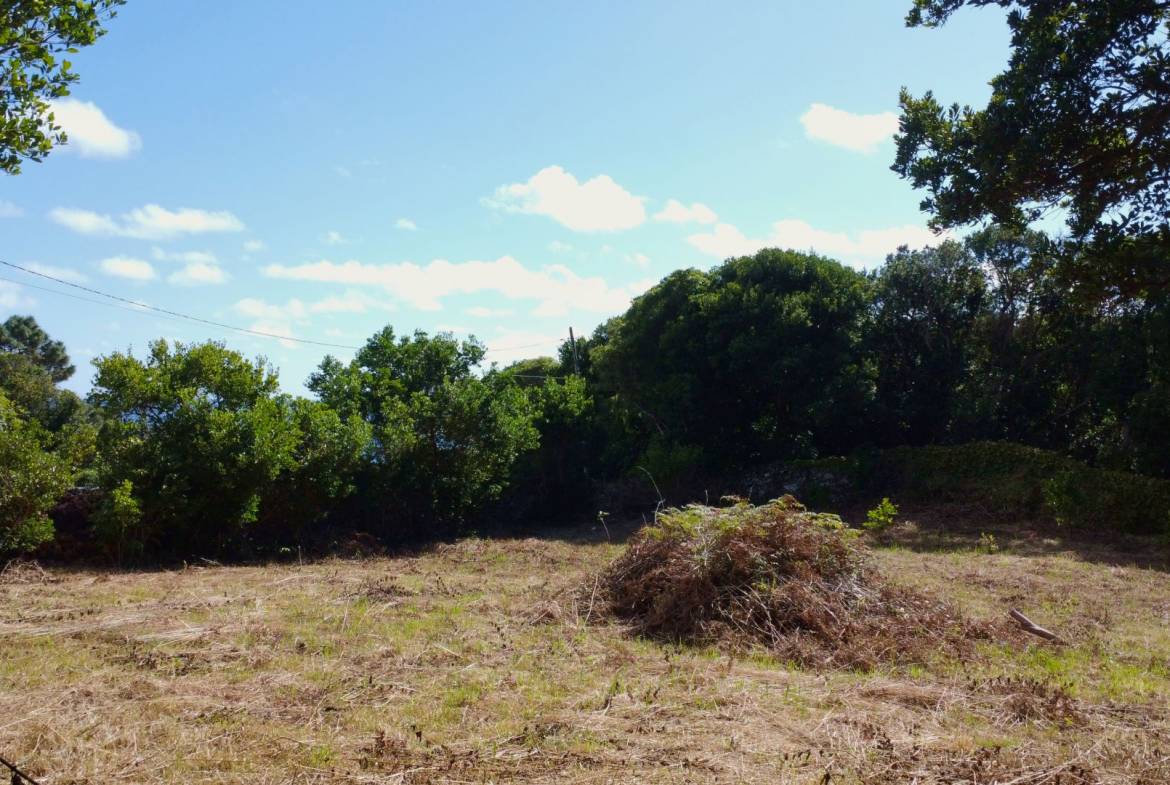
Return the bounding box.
[871,442,1170,536]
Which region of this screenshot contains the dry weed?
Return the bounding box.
[596,496,993,668]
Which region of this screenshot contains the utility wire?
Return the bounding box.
[0,273,223,331]
[1,259,361,349]
[0,259,560,355]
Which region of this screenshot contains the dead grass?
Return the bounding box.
[0,512,1168,783]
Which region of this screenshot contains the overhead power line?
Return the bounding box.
[0,259,562,355]
[1,259,361,349]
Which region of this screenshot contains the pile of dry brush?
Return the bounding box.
[597,496,995,669]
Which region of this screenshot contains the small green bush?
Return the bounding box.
[863,497,899,531]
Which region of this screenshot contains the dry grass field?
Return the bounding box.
[1,509,1169,784]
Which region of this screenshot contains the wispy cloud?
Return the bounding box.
[25,262,88,283]
[0,201,23,218]
[0,281,35,308]
[168,262,228,285]
[151,247,217,264]
[467,306,515,318]
[395,218,418,231]
[687,219,943,268]
[263,255,653,316]
[99,256,156,281]
[653,199,717,224]
[50,204,244,240]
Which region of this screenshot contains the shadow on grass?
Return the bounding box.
[867,502,1170,572]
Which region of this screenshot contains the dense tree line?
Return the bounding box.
[562,228,1169,491]
[2,223,1168,560]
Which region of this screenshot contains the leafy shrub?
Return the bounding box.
[596,496,984,669]
[976,532,999,554]
[0,393,70,553]
[864,497,898,531]
[93,479,141,562]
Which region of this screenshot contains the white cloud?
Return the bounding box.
[324,230,346,245]
[263,255,653,316]
[686,223,762,259]
[467,306,515,318]
[0,281,34,308]
[653,199,717,225]
[395,218,418,231]
[99,256,156,281]
[333,166,353,178]
[628,252,651,268]
[231,294,389,350]
[151,247,217,264]
[49,99,141,158]
[25,262,87,283]
[243,239,265,252]
[168,262,228,285]
[547,240,573,254]
[49,207,119,235]
[0,201,23,218]
[800,103,899,153]
[50,204,244,240]
[235,298,306,321]
[248,321,300,349]
[311,291,394,313]
[233,290,392,322]
[687,219,943,268]
[485,165,646,232]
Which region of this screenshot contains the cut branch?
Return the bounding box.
[1009,608,1067,645]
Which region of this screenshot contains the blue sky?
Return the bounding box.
[1,1,1010,395]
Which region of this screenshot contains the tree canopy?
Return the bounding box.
[1,314,74,381]
[1,0,125,174]
[895,0,1170,298]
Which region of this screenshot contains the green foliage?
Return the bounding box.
[976,532,999,554]
[309,328,538,535]
[0,315,73,381]
[592,249,874,470]
[500,371,598,514]
[1042,467,1170,536]
[258,397,370,544]
[0,316,91,444]
[637,438,702,491]
[0,392,69,553]
[870,240,989,443]
[869,226,1170,477]
[93,478,140,562]
[864,497,899,531]
[896,1,1170,298]
[1,0,125,174]
[89,340,369,560]
[876,442,1170,535]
